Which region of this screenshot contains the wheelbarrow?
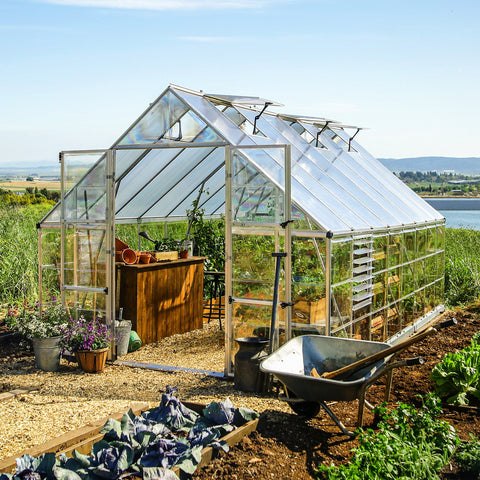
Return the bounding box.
[260,321,454,436]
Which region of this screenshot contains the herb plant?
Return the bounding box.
[317,394,459,480]
[455,435,480,477]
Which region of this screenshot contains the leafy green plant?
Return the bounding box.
[431,331,480,405]
[317,395,458,480]
[455,435,480,477]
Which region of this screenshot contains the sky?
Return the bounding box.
[1,0,479,165]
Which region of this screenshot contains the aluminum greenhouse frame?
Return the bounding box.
[38,84,445,375]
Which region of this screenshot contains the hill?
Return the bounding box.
[379,156,480,175]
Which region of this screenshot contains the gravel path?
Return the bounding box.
[0,322,288,461]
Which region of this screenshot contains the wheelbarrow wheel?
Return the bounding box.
[285,390,321,418]
[289,400,321,418]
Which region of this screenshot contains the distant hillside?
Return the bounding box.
[0,161,59,177]
[379,157,480,175]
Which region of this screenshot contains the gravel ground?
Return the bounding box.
[0,322,289,462]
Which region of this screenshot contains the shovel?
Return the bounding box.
[318,318,457,380]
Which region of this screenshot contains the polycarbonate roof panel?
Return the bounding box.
[327,128,443,222]
[117,146,215,218]
[143,147,225,218]
[236,106,388,230]
[115,147,183,211]
[41,84,443,233]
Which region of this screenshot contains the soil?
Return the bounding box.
[1,308,480,479]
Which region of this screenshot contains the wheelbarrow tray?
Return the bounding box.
[260,335,391,402]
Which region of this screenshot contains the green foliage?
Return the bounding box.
[430,331,480,405]
[187,200,225,272]
[317,395,458,480]
[455,435,480,477]
[6,298,69,338]
[0,202,52,303]
[445,229,480,305]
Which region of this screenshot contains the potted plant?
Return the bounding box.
[60,316,112,373]
[5,297,69,372]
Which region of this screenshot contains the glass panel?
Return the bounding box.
[373,235,387,272]
[40,227,61,297]
[331,284,352,333]
[388,232,401,268]
[118,90,188,145]
[332,240,352,284]
[118,147,214,218]
[232,151,284,224]
[232,303,276,340]
[232,233,283,301]
[387,306,402,337]
[144,148,225,219]
[291,236,326,327]
[116,147,183,211]
[115,148,147,179]
[401,263,415,298]
[64,290,106,321]
[403,230,416,263]
[63,153,106,222]
[64,226,107,289]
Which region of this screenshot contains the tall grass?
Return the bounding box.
[0,202,52,304]
[1,203,480,308]
[445,229,480,306]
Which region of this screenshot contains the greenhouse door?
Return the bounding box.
[225,145,292,375]
[58,150,115,355]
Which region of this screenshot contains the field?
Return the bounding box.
[0,180,61,191]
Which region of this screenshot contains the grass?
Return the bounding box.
[445,229,480,306]
[0,202,53,304]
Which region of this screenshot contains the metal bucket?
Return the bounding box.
[32,336,62,372]
[234,337,269,393]
[114,320,132,356]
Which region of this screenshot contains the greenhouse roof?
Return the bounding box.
[42,84,443,234]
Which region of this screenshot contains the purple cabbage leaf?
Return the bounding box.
[15,453,56,480]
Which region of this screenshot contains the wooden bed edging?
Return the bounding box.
[0,403,149,473]
[0,401,260,477]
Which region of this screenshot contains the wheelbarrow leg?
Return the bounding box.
[319,402,355,437]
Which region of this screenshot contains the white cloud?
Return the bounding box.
[38,0,291,10]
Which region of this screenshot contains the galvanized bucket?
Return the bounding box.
[32,336,62,372]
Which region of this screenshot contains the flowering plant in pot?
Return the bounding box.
[5,297,69,372]
[60,316,113,373]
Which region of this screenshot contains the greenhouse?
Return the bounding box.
[38,84,446,375]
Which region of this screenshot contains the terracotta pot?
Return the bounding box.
[75,348,109,373]
[179,250,188,259]
[122,248,138,264]
[115,238,129,251]
[139,252,151,264]
[115,250,123,262]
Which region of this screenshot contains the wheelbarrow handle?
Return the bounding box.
[406,356,424,367]
[321,319,456,380]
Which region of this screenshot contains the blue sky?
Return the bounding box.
[1,0,478,165]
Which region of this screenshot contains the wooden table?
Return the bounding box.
[116,257,205,345]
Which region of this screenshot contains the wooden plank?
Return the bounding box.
[0,387,38,403]
[0,403,148,473]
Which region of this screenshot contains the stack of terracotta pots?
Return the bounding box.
[115,238,156,264]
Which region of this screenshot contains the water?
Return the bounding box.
[424,198,480,230]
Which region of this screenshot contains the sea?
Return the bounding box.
[424,198,480,230]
